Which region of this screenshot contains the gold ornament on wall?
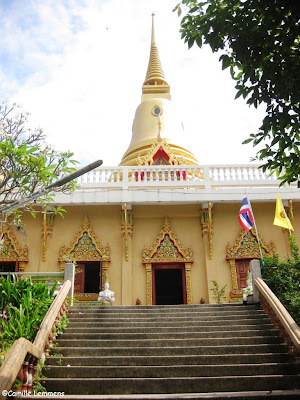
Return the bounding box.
[200,202,213,259]
[0,223,28,263]
[121,203,133,261]
[41,208,55,262]
[59,216,110,270]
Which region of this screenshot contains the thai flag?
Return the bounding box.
[238,196,254,232]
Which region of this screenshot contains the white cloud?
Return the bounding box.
[1,0,265,167]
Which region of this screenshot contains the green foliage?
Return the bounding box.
[210,280,227,303]
[177,1,300,186]
[0,100,78,222]
[0,276,57,352]
[262,235,300,325]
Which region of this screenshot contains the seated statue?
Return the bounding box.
[98,280,115,305]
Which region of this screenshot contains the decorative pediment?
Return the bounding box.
[142,217,193,263]
[226,228,276,260]
[59,216,110,262]
[0,224,28,262]
[137,138,184,166]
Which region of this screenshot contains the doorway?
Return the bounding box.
[74,262,101,294]
[153,265,186,305]
[235,260,250,290]
[0,262,17,273]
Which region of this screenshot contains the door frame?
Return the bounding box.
[152,263,187,305]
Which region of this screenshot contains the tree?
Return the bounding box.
[0,100,78,223]
[175,0,300,186]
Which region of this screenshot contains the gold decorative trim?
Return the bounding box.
[0,223,28,262]
[200,203,213,259]
[226,228,275,260]
[143,218,193,305]
[59,216,110,266]
[143,217,193,263]
[42,209,55,262]
[121,204,133,261]
[185,263,192,305]
[226,229,275,302]
[145,263,152,306]
[137,138,183,166]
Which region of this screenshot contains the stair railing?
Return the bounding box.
[0,280,71,398]
[254,277,300,356]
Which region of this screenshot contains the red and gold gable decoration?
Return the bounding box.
[137,138,184,166]
[142,217,193,263]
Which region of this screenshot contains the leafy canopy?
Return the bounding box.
[176,0,300,186]
[0,100,78,223]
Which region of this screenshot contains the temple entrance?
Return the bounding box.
[153,265,186,305]
[74,262,101,295]
[0,262,17,273]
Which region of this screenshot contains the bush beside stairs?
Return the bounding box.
[43,304,300,399]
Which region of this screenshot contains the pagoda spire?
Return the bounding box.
[142,13,170,99]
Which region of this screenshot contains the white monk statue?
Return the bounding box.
[98,276,115,305]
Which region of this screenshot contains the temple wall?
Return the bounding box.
[16,201,299,305]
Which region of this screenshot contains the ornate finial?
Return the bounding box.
[142,14,170,95]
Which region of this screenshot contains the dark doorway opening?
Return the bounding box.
[154,266,185,305]
[74,262,101,294]
[85,263,100,293]
[0,262,17,273]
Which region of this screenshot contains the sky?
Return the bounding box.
[0,0,266,167]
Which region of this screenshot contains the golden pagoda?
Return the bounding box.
[120,14,199,167]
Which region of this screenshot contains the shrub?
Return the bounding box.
[262,235,300,325]
[0,276,57,353]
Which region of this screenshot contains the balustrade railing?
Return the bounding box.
[0,280,71,398]
[76,164,285,190]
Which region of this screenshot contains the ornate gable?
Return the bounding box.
[137,138,183,166]
[0,224,28,262]
[226,228,275,260]
[142,217,193,263]
[59,216,110,262]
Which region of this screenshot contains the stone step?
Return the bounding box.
[67,312,267,321]
[70,304,259,312]
[45,363,300,378]
[43,375,300,395]
[59,329,279,340]
[67,309,266,318]
[46,353,294,367]
[26,390,300,400]
[66,317,270,328]
[55,336,283,348]
[53,343,288,357]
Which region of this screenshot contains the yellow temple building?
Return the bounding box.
[1,15,300,306]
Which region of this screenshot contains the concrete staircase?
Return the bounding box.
[44,304,300,399]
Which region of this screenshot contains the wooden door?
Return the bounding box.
[236,260,250,289]
[74,263,85,294]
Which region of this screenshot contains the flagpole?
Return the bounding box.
[245,190,264,263]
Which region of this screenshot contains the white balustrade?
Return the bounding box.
[75,164,288,191]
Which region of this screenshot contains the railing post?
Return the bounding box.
[249,259,262,304]
[64,262,75,304]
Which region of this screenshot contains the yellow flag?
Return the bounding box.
[273,194,294,231]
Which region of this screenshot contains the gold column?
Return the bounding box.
[200,202,213,259]
[101,261,109,291]
[41,208,55,262]
[145,263,152,305]
[121,204,133,304]
[185,263,192,305]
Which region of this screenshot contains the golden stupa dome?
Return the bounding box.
[119,14,198,167]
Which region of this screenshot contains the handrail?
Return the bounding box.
[254,277,300,351]
[0,280,71,397]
